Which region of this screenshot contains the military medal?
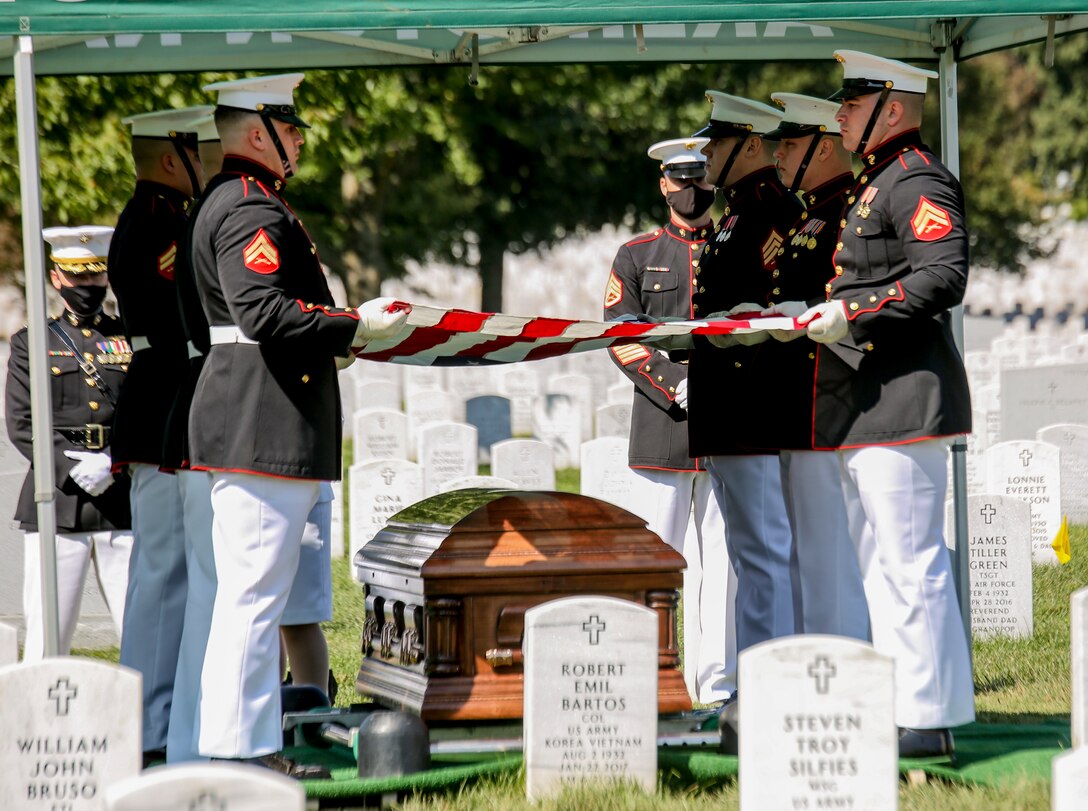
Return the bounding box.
[857,186,879,219]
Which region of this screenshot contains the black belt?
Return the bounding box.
[56,424,110,450]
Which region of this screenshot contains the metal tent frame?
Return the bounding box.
[8,5,1087,653]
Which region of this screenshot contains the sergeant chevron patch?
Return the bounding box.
[604,271,623,308]
[611,343,650,365]
[910,196,953,242]
[158,242,177,280]
[244,228,281,273]
[761,229,784,269]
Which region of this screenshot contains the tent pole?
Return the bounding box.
[14,35,62,658]
[938,40,972,646]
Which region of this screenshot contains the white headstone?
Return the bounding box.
[0,658,141,810]
[402,365,445,397]
[351,359,402,412]
[104,762,305,810]
[419,421,478,496]
[523,596,658,800]
[444,366,496,403]
[491,439,556,491]
[406,389,463,459]
[606,382,633,407]
[0,621,17,666]
[1037,424,1088,523]
[580,437,645,516]
[532,394,583,469]
[348,459,424,570]
[738,635,897,811]
[944,495,1033,639]
[984,440,1062,564]
[1073,588,1088,749]
[547,373,594,441]
[1000,363,1088,440]
[329,479,344,559]
[0,433,29,637]
[594,403,631,439]
[1053,748,1088,810]
[353,408,409,462]
[465,395,513,464]
[439,475,519,493]
[565,351,619,409]
[496,366,542,435]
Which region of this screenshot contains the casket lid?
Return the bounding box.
[358,489,684,580]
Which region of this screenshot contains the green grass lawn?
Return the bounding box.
[76,453,1087,809]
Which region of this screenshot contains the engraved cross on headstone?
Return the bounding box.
[48,678,78,716]
[980,503,997,524]
[582,615,606,645]
[381,467,395,485]
[1049,382,1058,396]
[1020,449,1034,467]
[807,656,837,695]
[189,792,226,811]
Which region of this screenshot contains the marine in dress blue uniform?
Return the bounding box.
[604,138,737,704]
[686,93,801,669]
[188,74,406,774]
[7,227,133,659]
[108,107,208,762]
[757,94,869,641]
[777,51,975,759]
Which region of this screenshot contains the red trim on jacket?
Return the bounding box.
[845,281,905,320]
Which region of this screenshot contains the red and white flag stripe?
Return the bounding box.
[353,302,800,366]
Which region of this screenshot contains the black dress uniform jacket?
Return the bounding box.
[5,312,132,531]
[108,180,192,467]
[742,173,854,451]
[687,167,805,457]
[604,219,713,470]
[813,129,971,449]
[188,156,358,481]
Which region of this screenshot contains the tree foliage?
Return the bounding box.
[1,39,1086,303]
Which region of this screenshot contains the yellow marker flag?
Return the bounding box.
[1051,514,1071,565]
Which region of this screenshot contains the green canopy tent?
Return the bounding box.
[4,2,1086,654]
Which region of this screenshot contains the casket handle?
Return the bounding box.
[485,648,524,668]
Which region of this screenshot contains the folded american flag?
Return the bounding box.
[352,302,800,366]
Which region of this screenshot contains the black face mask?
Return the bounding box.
[59,284,107,316]
[666,184,716,220]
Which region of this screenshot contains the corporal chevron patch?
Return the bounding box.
[761,229,784,269]
[911,196,953,242]
[158,242,177,280]
[611,343,650,366]
[604,271,623,308]
[244,228,280,273]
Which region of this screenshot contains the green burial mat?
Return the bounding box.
[288,719,1070,801]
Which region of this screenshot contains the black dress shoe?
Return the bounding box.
[717,693,739,756]
[898,727,955,761]
[214,753,332,780]
[141,748,166,769]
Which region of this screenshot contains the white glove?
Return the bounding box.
[674,378,689,411]
[725,302,764,317]
[733,330,770,347]
[762,301,809,342]
[706,333,738,349]
[799,301,850,344]
[761,301,808,319]
[335,354,356,371]
[769,328,805,343]
[353,297,409,347]
[725,302,771,346]
[63,450,114,496]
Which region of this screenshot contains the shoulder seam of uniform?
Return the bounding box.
[625,231,662,247]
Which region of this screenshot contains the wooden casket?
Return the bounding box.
[354,489,692,721]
